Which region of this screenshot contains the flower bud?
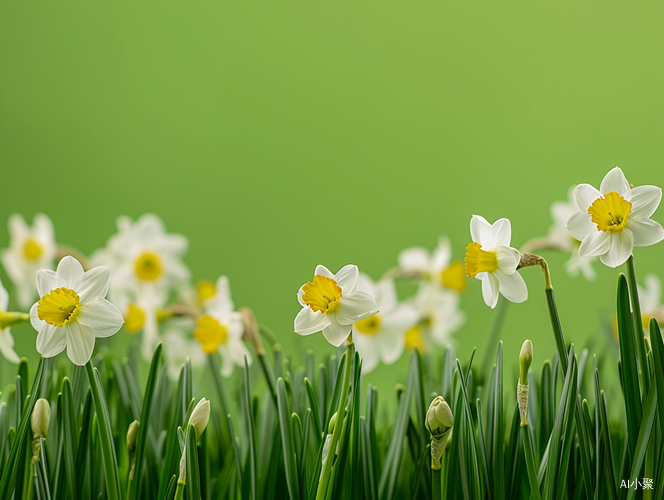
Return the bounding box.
[519,339,533,385]
[127,420,140,455]
[31,398,50,439]
[188,398,210,440]
[425,396,454,437]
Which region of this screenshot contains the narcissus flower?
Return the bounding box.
[30,256,124,365]
[398,237,467,292]
[639,274,664,332]
[295,264,379,347]
[567,167,664,268]
[464,215,527,309]
[352,274,418,372]
[163,321,205,381]
[1,214,56,309]
[0,279,21,363]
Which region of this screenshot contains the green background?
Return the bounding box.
[1,2,663,392]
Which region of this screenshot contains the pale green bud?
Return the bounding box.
[425,396,454,437]
[31,398,50,439]
[127,420,140,456]
[188,398,210,440]
[519,339,533,385]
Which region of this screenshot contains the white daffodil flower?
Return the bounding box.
[397,237,467,293]
[351,273,418,373]
[567,167,664,268]
[1,214,56,310]
[30,256,124,366]
[464,215,527,309]
[194,276,250,377]
[547,187,597,281]
[639,274,664,332]
[295,264,379,347]
[404,284,465,352]
[115,284,165,361]
[0,278,21,363]
[162,320,205,381]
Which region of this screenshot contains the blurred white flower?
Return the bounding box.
[114,284,164,361]
[398,237,467,293]
[352,274,418,373]
[294,264,379,347]
[0,278,21,363]
[162,319,205,381]
[1,214,56,310]
[639,274,664,331]
[30,256,124,365]
[465,215,527,309]
[567,167,664,268]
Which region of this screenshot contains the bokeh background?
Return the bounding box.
[2,2,664,393]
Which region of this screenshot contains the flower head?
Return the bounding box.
[464,215,527,309]
[188,398,210,440]
[30,256,124,365]
[398,237,466,292]
[567,167,663,268]
[0,279,22,363]
[295,264,379,347]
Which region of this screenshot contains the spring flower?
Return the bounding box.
[464,215,527,309]
[31,398,51,457]
[398,237,467,292]
[188,398,211,440]
[1,214,56,310]
[0,279,22,363]
[295,264,379,347]
[567,167,664,268]
[639,274,664,331]
[115,284,165,361]
[193,276,250,377]
[351,274,418,373]
[425,396,454,469]
[163,321,205,381]
[404,285,465,352]
[29,256,124,365]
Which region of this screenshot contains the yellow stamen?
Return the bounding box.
[197,280,217,303]
[441,260,467,292]
[23,239,43,260]
[37,287,81,327]
[588,192,632,232]
[405,324,424,352]
[464,242,498,278]
[301,275,342,314]
[134,252,163,281]
[194,315,229,354]
[124,304,146,333]
[354,314,381,335]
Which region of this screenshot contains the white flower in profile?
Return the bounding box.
[30,256,124,366]
[547,187,597,281]
[404,284,465,352]
[351,274,418,373]
[639,274,664,332]
[193,276,250,377]
[398,237,467,293]
[464,215,527,309]
[0,279,21,363]
[567,167,664,268]
[1,214,56,310]
[162,320,205,381]
[295,264,379,347]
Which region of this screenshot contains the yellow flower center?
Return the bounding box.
[354,314,381,335]
[464,242,498,278]
[134,252,163,281]
[23,239,43,260]
[588,192,632,232]
[405,324,424,352]
[37,287,81,327]
[301,275,342,314]
[197,280,217,303]
[440,260,467,292]
[194,315,229,354]
[124,304,146,333]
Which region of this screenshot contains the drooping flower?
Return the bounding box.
[567,167,664,268]
[464,215,528,309]
[0,278,21,363]
[294,264,379,347]
[30,256,124,365]
[398,237,467,292]
[1,214,56,310]
[351,273,418,372]
[193,276,250,377]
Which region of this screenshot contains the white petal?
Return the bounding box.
[352,333,379,373]
[470,215,495,248]
[0,330,20,363]
[214,276,235,311]
[430,238,452,271]
[480,273,500,309]
[141,310,160,361]
[626,186,662,221]
[495,270,528,303]
[629,219,664,247]
[78,297,124,338]
[495,246,520,275]
[336,291,379,325]
[136,213,167,237]
[30,302,45,331]
[8,214,28,244]
[36,324,67,358]
[56,256,85,289]
[0,279,8,311]
[358,273,377,297]
[34,214,55,247]
[297,286,306,307]
[294,307,330,335]
[77,267,111,302]
[65,322,96,366]
[321,317,351,347]
[578,231,610,258]
[36,269,65,297]
[377,328,406,365]
[600,231,634,268]
[374,279,397,312]
[398,247,430,272]
[334,265,359,294]
[382,303,419,329]
[600,167,630,196]
[491,219,512,248]
[566,212,597,241]
[314,265,334,278]
[640,274,661,313]
[575,184,602,211]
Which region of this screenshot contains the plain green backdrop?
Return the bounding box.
[1,2,663,393]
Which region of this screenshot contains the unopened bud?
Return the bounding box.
[518,340,533,426]
[127,420,140,455]
[188,398,210,441]
[31,398,50,457]
[426,396,454,470]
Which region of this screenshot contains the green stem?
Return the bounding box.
[85,360,121,500]
[257,352,278,408]
[521,424,541,500]
[432,467,441,500]
[626,255,650,394]
[315,339,355,500]
[206,354,233,450]
[174,481,185,500]
[480,298,509,378]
